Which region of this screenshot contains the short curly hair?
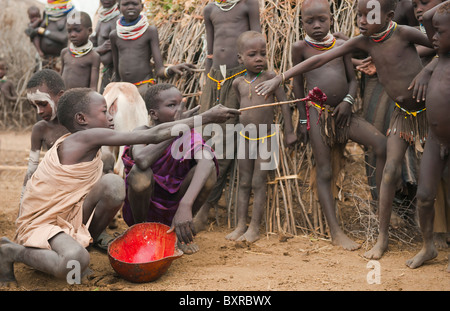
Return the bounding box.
[57,88,93,132]
[26,69,66,96]
[143,83,177,111]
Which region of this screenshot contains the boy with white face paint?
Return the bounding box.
[22,70,69,198]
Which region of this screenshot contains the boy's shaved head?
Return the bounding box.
[302,0,330,11]
[237,31,265,53]
[68,11,92,28]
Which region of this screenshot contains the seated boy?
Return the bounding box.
[110,0,194,98]
[291,0,387,250]
[22,69,69,197]
[405,1,450,271]
[226,31,296,243]
[0,87,239,287]
[121,84,218,254]
[60,11,100,90]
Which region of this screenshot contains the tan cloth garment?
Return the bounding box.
[15,134,103,249]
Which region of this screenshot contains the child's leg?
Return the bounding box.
[0,233,89,286]
[348,116,387,193]
[237,155,270,243]
[364,134,409,259]
[226,157,254,241]
[309,109,360,250]
[406,136,447,268]
[126,165,155,224]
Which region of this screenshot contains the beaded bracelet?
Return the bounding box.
[164,67,171,78]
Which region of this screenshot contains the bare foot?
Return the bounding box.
[236,227,260,243]
[225,227,246,241]
[0,237,22,287]
[434,233,449,249]
[405,245,438,269]
[364,237,389,259]
[331,231,360,251]
[177,241,199,255]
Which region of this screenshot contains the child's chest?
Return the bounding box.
[63,52,94,69]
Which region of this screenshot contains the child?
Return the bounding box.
[121,84,219,254]
[226,31,296,243]
[60,11,101,90]
[110,0,194,98]
[25,6,45,59]
[0,58,17,103]
[0,87,239,287]
[290,0,386,250]
[35,0,74,71]
[194,0,262,231]
[22,69,69,197]
[90,0,121,93]
[256,0,433,257]
[406,1,450,271]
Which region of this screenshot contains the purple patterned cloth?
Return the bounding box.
[121,129,218,227]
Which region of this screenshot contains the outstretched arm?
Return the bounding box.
[256,37,359,96]
[422,1,449,43]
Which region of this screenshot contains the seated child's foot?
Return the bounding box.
[364,238,388,259]
[225,227,247,241]
[406,245,438,269]
[331,231,360,251]
[434,233,449,249]
[193,202,213,233]
[177,241,199,255]
[0,237,22,288]
[236,227,261,243]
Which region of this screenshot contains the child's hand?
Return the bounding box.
[168,202,196,245]
[203,104,241,123]
[332,101,352,128]
[169,63,197,76]
[356,56,377,76]
[408,65,433,102]
[255,75,282,97]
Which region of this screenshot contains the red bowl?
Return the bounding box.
[108,222,183,283]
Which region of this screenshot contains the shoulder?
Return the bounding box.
[61,47,69,56]
[292,40,307,52]
[31,120,50,137]
[263,71,277,80]
[204,3,214,15]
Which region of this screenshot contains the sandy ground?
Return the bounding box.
[0,131,448,292]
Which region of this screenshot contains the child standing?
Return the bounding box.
[290,0,386,250]
[22,69,69,196]
[110,0,194,98]
[406,1,450,271]
[256,0,433,257]
[225,31,296,243]
[195,0,262,232]
[60,11,101,90]
[0,87,239,287]
[91,0,121,93]
[0,58,17,104]
[121,84,219,254]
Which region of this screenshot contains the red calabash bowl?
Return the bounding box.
[108,222,183,283]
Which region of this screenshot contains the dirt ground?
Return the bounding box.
[0,130,448,292]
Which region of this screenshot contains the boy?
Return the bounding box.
[256,0,433,257]
[121,84,218,254]
[0,88,239,287]
[0,58,17,104]
[90,0,121,93]
[195,0,262,231]
[25,6,45,59]
[22,69,69,197]
[226,31,296,243]
[110,0,194,98]
[406,1,450,271]
[60,11,101,90]
[291,0,386,250]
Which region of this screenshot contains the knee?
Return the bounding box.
[373,139,387,159]
[382,160,401,184]
[128,166,154,193]
[58,247,90,279]
[204,165,218,192]
[416,187,436,207]
[316,164,333,183]
[101,174,126,204]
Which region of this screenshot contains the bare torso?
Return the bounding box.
[61,49,100,89]
[39,18,68,56]
[95,17,119,66]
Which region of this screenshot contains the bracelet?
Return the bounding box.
[343,94,355,105]
[164,67,171,78]
[206,54,214,59]
[38,27,46,35]
[299,119,307,125]
[43,30,51,37]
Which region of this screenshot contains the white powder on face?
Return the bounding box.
[27,89,57,120]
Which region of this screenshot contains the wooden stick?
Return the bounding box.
[238,98,307,112]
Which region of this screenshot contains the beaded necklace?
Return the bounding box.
[117,14,149,41]
[45,0,74,22]
[214,0,241,12]
[370,21,397,43]
[304,33,336,51]
[98,3,121,23]
[207,69,247,103]
[244,70,263,99]
[69,41,93,58]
